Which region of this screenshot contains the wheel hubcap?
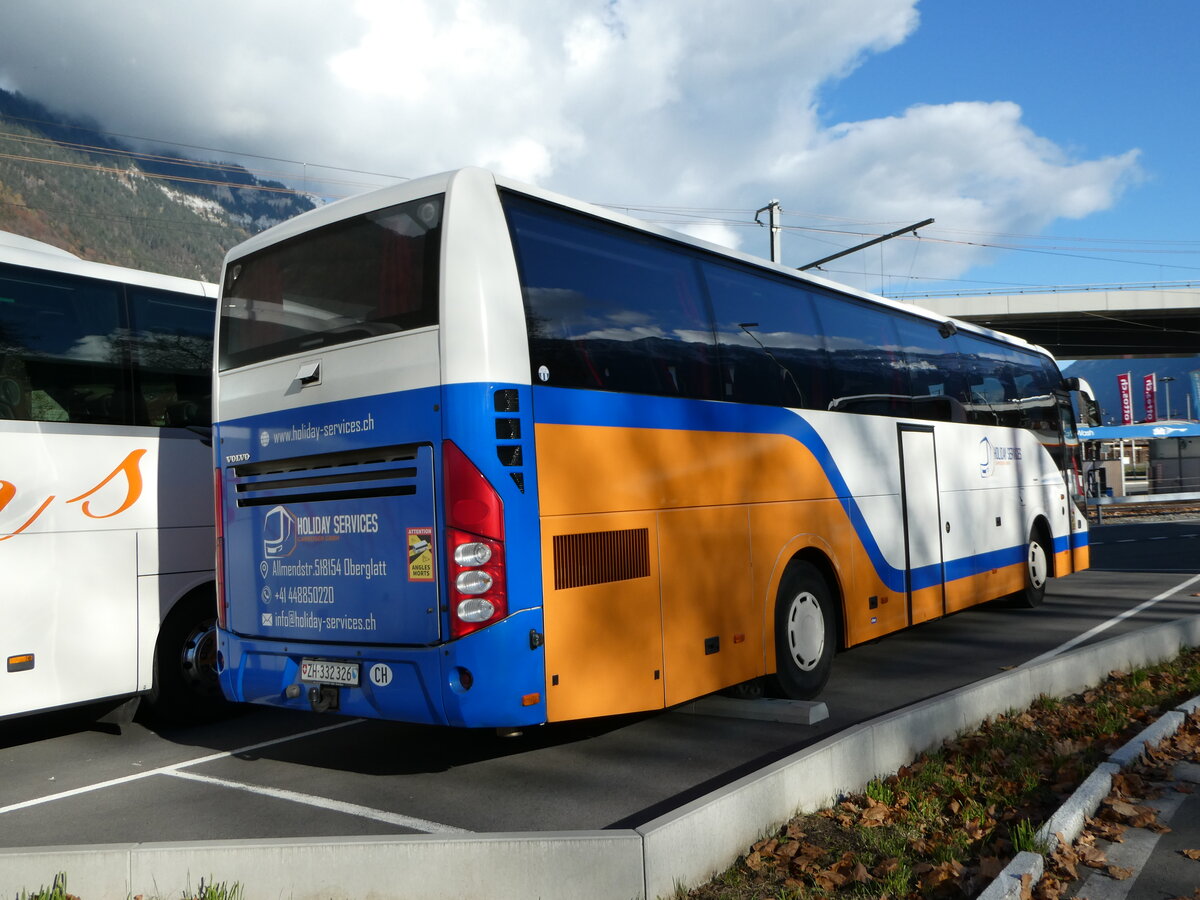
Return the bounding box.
[1028,541,1047,590]
[180,620,219,696]
[786,592,824,671]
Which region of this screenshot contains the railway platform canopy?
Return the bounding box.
[907,286,1200,359]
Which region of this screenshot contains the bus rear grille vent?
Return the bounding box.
[233,444,423,508]
[553,528,650,590]
[234,445,419,478]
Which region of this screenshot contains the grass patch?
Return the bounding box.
[687,647,1200,899]
[12,873,244,900]
[15,873,71,900]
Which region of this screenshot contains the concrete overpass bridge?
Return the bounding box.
[902,285,1200,359]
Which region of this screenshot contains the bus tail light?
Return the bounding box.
[444,441,507,638]
[214,467,228,630]
[447,527,506,637]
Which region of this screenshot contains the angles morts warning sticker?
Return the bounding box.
[407,526,434,581]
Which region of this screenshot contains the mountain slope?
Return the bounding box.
[0,90,314,281]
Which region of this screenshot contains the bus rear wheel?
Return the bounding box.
[1015,527,1050,608]
[771,562,836,700]
[141,589,227,724]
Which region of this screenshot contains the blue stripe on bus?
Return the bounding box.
[532,386,1073,593]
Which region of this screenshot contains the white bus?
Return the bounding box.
[0,232,222,724]
[213,168,1090,728]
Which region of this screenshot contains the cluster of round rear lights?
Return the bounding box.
[454,541,496,623]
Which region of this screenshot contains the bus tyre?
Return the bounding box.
[142,590,227,724]
[771,562,836,700]
[1016,527,1050,608]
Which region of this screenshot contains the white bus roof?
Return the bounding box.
[0,230,216,299]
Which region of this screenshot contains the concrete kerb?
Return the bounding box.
[1037,762,1121,852]
[1109,710,1185,768]
[0,831,648,900]
[978,851,1044,900]
[3,615,1200,900]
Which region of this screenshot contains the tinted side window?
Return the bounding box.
[703,262,828,409]
[954,334,1059,431]
[821,297,910,416]
[127,289,214,426]
[0,265,126,424]
[503,194,720,400]
[891,316,970,422]
[1011,347,1061,442]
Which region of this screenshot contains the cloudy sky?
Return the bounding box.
[1,0,1196,296]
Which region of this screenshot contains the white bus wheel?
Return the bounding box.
[771,561,836,699]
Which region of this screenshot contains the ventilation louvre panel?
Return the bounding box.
[553,528,650,590]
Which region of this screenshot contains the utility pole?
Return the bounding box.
[755,200,782,262]
[1161,375,1175,420]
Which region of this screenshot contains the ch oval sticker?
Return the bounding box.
[370,664,393,688]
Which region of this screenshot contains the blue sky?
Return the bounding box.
[0,1,1196,300]
[816,1,1200,296]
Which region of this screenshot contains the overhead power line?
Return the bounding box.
[0,112,407,186]
[4,112,1200,293]
[0,149,304,195]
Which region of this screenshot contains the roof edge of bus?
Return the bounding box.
[219,167,1056,362]
[221,168,464,265]
[0,229,217,297]
[0,230,80,258]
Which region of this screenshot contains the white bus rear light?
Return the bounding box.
[454,542,493,567]
[457,597,497,623]
[456,570,494,594]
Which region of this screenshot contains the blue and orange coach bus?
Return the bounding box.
[212,167,1091,728]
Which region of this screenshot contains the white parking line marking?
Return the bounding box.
[0,718,363,816]
[1024,572,1200,667]
[167,770,470,834]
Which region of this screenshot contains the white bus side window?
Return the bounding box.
[126,288,214,427]
[0,267,124,424]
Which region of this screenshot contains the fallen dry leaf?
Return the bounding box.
[979,856,1006,878]
[1077,844,1109,868]
[872,857,900,878]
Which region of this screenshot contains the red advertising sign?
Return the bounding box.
[1143,373,1157,423]
[1117,372,1133,425]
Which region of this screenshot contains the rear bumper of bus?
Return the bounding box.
[216,607,548,728]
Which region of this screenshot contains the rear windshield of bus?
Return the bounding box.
[218,195,443,370]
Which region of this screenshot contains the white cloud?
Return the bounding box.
[0,0,1140,288]
[771,101,1141,282]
